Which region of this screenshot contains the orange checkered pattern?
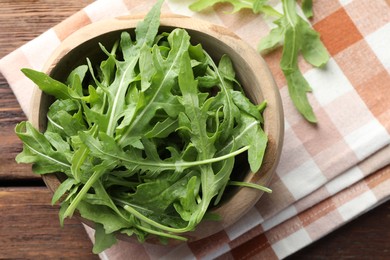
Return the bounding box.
[1,0,390,259]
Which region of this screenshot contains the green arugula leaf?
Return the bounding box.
[280,0,324,122]
[266,1,328,122]
[51,178,77,205]
[144,117,178,138]
[177,50,221,227]
[92,224,118,254]
[118,28,190,146]
[139,43,155,91]
[60,160,117,224]
[191,0,255,13]
[241,114,267,172]
[174,175,200,221]
[299,17,328,67]
[135,0,164,47]
[94,0,163,137]
[21,68,71,100]
[47,99,87,137]
[257,18,285,53]
[190,0,279,16]
[191,0,329,123]
[204,53,240,142]
[78,200,130,234]
[216,112,267,172]
[15,122,71,174]
[230,89,262,120]
[301,0,313,18]
[127,171,199,214]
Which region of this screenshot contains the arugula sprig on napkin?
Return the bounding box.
[190,0,329,122]
[15,0,269,252]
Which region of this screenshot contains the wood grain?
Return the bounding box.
[0,0,93,58]
[0,0,94,181]
[0,79,33,181]
[0,187,98,259]
[0,1,97,259]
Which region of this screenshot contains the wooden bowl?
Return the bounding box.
[30,14,284,244]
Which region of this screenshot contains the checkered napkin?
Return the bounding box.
[1,0,390,259]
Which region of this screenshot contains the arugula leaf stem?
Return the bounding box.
[216,121,258,156]
[113,196,190,225]
[124,205,192,233]
[61,161,116,223]
[283,0,297,26]
[112,198,155,213]
[47,116,64,130]
[72,125,98,182]
[203,51,235,141]
[85,131,249,169]
[135,224,187,241]
[282,0,298,70]
[109,40,119,56]
[177,145,249,168]
[261,5,283,18]
[257,100,267,114]
[228,180,272,193]
[24,142,71,168]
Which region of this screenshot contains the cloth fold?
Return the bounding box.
[1,0,390,259]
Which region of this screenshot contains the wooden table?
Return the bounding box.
[0,1,389,259]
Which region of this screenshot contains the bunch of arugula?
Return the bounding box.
[190,0,329,123]
[15,0,269,253]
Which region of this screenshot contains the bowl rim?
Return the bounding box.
[30,14,284,244]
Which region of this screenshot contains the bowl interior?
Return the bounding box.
[31,15,284,243]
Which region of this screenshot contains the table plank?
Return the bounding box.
[0,0,94,181]
[0,1,97,258]
[0,79,33,181]
[0,187,98,259]
[0,0,93,58]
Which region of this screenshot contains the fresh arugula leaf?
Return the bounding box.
[51,178,77,205]
[118,28,191,146]
[92,224,118,254]
[257,18,285,53]
[21,68,71,100]
[60,159,117,224]
[204,53,240,142]
[128,171,199,214]
[15,122,71,174]
[135,0,164,47]
[301,0,313,18]
[139,43,155,91]
[189,0,278,16]
[280,0,323,122]
[176,50,227,228]
[242,114,267,172]
[144,117,178,138]
[174,175,201,221]
[189,0,236,12]
[260,0,329,123]
[190,0,329,123]
[230,89,261,120]
[299,17,328,67]
[78,200,130,234]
